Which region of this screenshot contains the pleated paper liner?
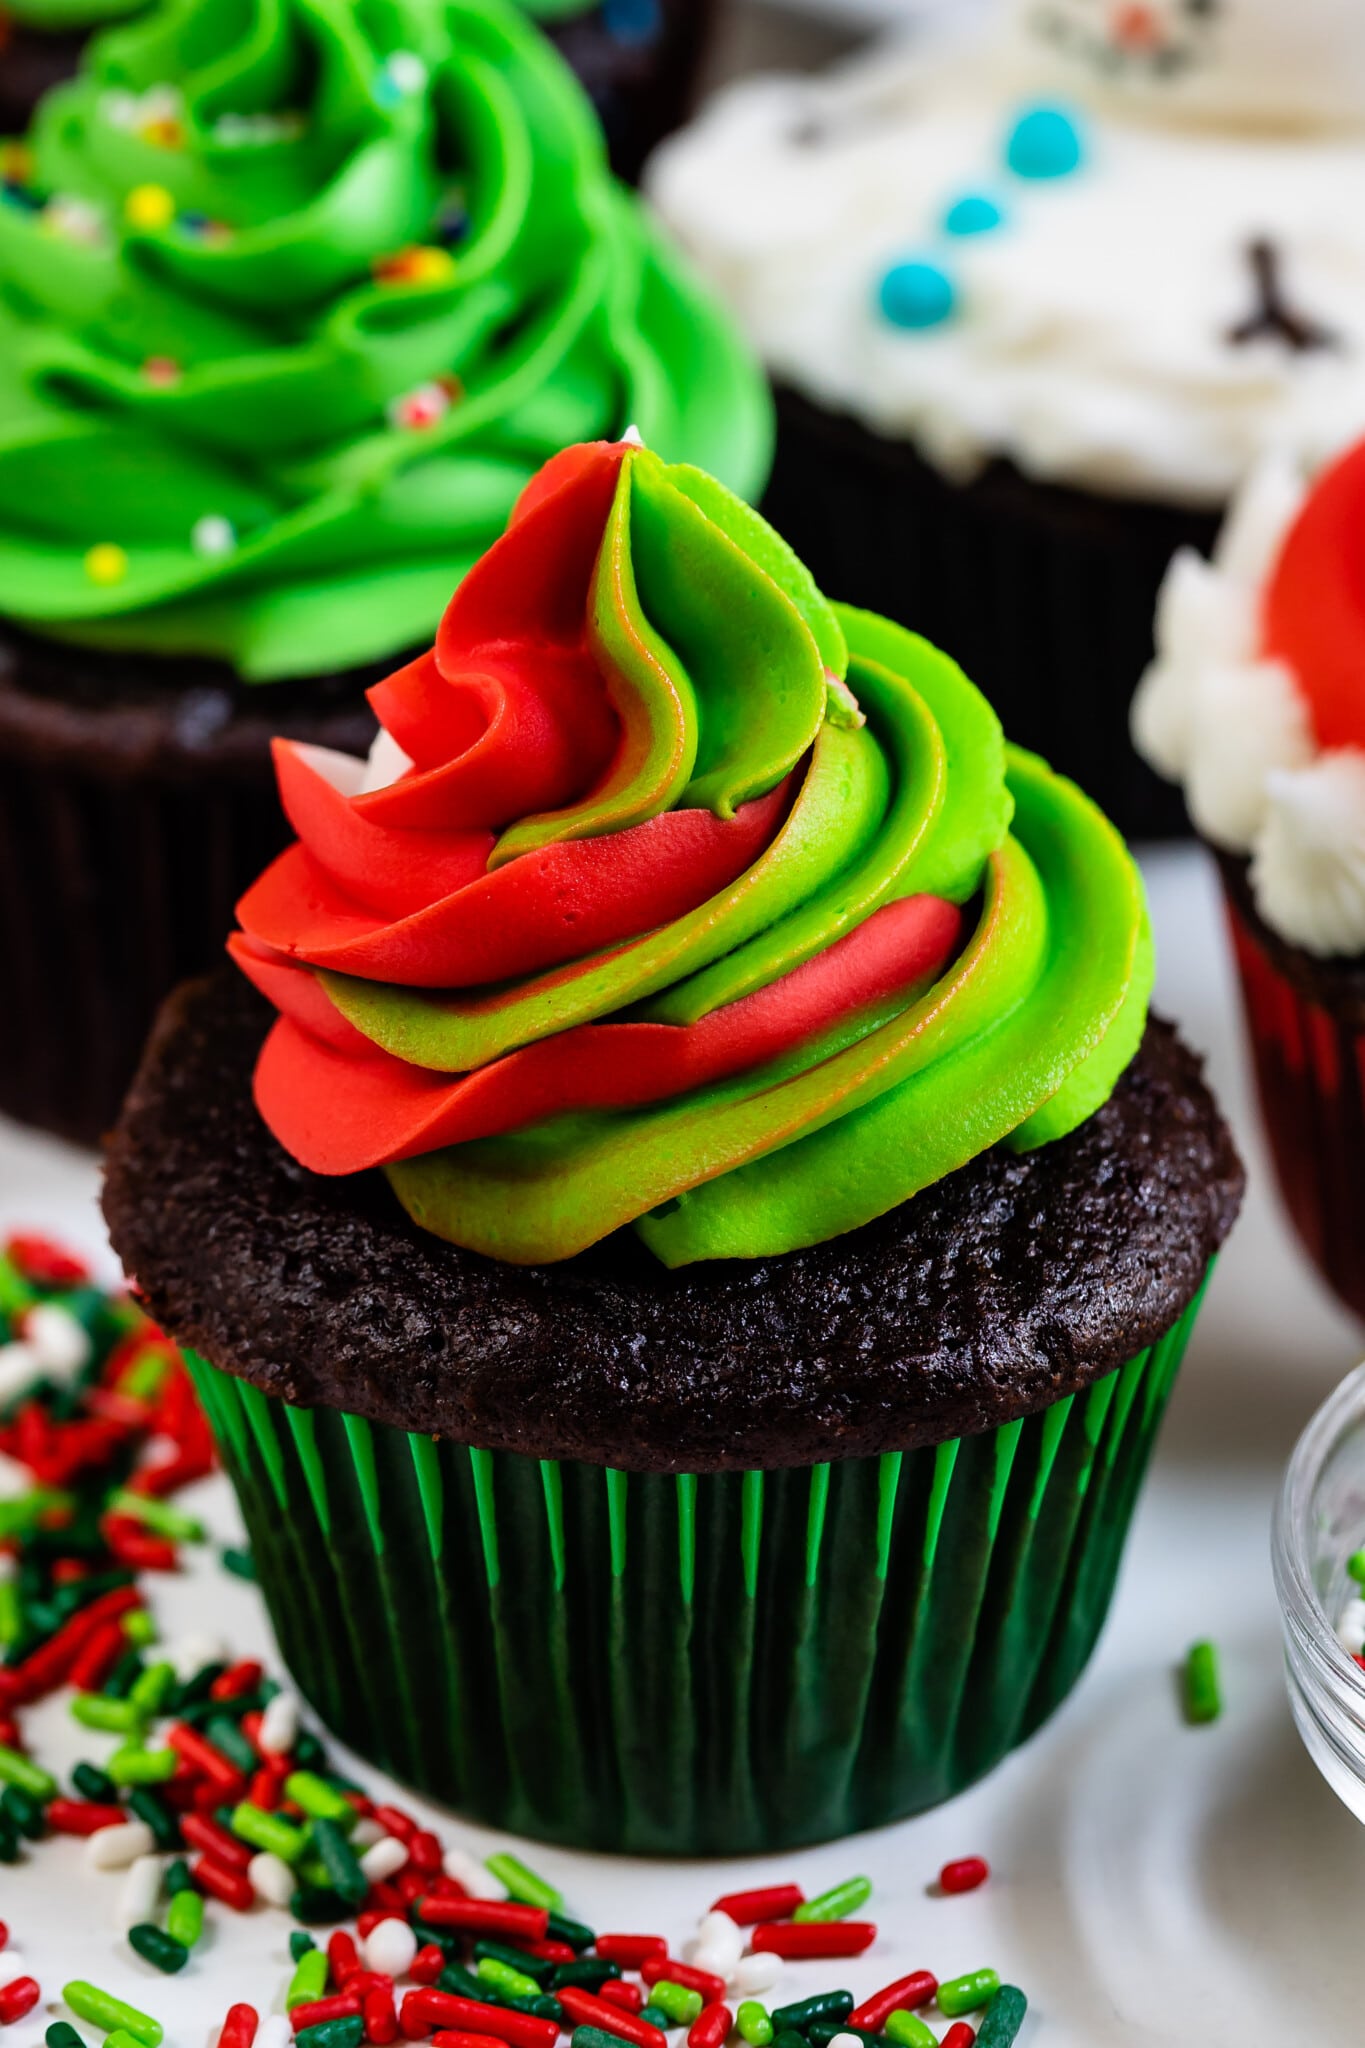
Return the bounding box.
[760,386,1219,844]
[187,1278,1208,1856]
[1222,867,1365,1325]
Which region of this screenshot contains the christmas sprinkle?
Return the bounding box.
[1182,1640,1222,1726]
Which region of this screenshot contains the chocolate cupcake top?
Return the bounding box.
[0,0,769,681]
[228,435,1156,1268]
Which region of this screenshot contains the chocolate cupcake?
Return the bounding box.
[1135,436,1365,1325]
[104,437,1242,1853]
[647,0,1365,838]
[0,0,771,1145]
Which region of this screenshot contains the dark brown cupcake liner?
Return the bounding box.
[760,386,1219,842]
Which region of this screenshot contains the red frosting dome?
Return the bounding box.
[1263,436,1365,754]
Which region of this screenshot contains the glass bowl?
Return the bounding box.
[1274,1361,1365,1822]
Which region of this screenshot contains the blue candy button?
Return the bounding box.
[943,192,1005,237]
[878,259,957,330]
[1005,103,1085,180]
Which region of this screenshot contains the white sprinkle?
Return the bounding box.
[365,1915,418,1979]
[88,1819,156,1870]
[692,1911,743,1971]
[166,1633,227,1682]
[732,1953,782,1995]
[1340,1596,1365,1656]
[24,1302,92,1376]
[192,513,237,559]
[387,50,428,93]
[360,1834,410,1883]
[0,1341,41,1407]
[257,2019,292,2048]
[620,422,645,447]
[442,1845,506,1899]
[827,2034,863,2048]
[118,1853,163,1928]
[351,1816,385,1850]
[258,1689,299,1757]
[248,1850,295,1908]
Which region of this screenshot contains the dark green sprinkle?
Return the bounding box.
[508,1995,565,2023]
[165,1857,194,1895]
[203,1715,257,1774]
[295,2020,364,2048]
[639,2010,670,2032]
[128,1787,180,1852]
[46,2024,89,2048]
[289,1931,317,1962]
[552,1960,623,1992]
[976,1987,1028,2048]
[0,1812,20,1862]
[102,1649,144,1699]
[221,1547,257,1581]
[293,1730,326,1769]
[128,1922,189,1974]
[571,2030,624,2048]
[169,1662,227,1711]
[773,2032,809,2048]
[290,1884,351,1925]
[1,1782,45,1839]
[476,1942,558,1987]
[310,1816,367,1908]
[438,1964,489,2000]
[809,2026,887,2047]
[546,1912,595,1952]
[773,1995,854,2033]
[72,1762,116,1803]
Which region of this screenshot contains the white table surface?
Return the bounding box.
[2,841,1364,2046]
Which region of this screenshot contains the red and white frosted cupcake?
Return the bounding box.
[1134,434,1365,1321]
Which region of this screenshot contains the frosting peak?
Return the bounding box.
[233,439,1152,1265]
[0,0,770,680]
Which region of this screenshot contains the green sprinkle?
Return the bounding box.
[289,1931,316,1963]
[115,1346,172,1405]
[0,1575,20,1649]
[165,1886,204,1950]
[202,1715,257,1775]
[103,1648,146,1701]
[127,1924,188,1976]
[436,1964,486,2000]
[772,2032,808,2048]
[937,1971,1000,2020]
[1,1782,45,1838]
[104,2035,147,2048]
[1183,1640,1222,1725]
[0,1255,36,1321]
[737,2003,773,2046]
[107,1745,177,1787]
[63,1983,163,2047]
[168,1661,224,1710]
[485,1850,562,1911]
[1349,1550,1365,1588]
[976,1986,1028,2048]
[287,1946,329,2008]
[0,1487,70,1541]
[478,1943,558,1988]
[72,1762,116,1803]
[773,1995,853,2032]
[310,1815,367,1906]
[546,1912,595,1951]
[221,1546,256,1581]
[128,1788,180,1853]
[639,2009,670,2032]
[127,1662,176,1717]
[295,2020,364,2048]
[550,1960,622,1992]
[106,1492,205,1544]
[121,1609,158,1648]
[231,1800,306,1863]
[884,2017,936,2048]
[0,1811,19,1863]
[46,2024,88,2048]
[480,1957,542,1999]
[291,1884,350,1925]
[0,1741,57,1801]
[793,1877,871,1924]
[571,2030,623,2048]
[650,1984,704,2027]
[283,1771,353,1824]
[71,1692,145,1735]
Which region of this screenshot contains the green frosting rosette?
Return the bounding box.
[230,437,1154,1266]
[0,0,770,680]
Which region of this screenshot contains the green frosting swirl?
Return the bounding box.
[290,446,1153,1265]
[0,0,770,679]
[6,0,143,29]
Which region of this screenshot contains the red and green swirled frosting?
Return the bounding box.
[231,438,1154,1266]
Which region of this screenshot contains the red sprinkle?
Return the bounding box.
[328,1931,362,1987]
[688,2004,732,2048]
[940,2030,976,2048]
[0,1923,6,1951]
[401,1992,558,2048]
[365,1985,400,2045]
[7,1231,88,1285]
[0,1718,18,1748]
[557,1986,665,2048]
[46,1797,127,1836]
[749,1923,877,1959]
[372,1803,417,1842]
[103,1515,178,1573]
[598,1983,644,2015]
[0,1977,40,2024]
[4,1586,141,1702]
[410,1946,446,1985]
[849,1976,938,2030]
[596,1936,669,1969]
[216,2005,259,2048]
[641,1960,727,2004]
[291,1995,362,2032]
[939,1858,989,1896]
[408,1829,443,1875]
[414,1899,550,1943]
[709,1886,804,1926]
[193,1855,255,1911]
[67,1621,128,1693]
[522,1941,577,1965]
[168,1723,245,1792]
[430,2037,515,2048]
[210,1660,264,1702]
[182,1812,253,1871]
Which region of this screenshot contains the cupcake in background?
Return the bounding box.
[0,0,770,1146]
[105,435,1243,1855]
[0,0,143,133]
[648,0,1365,838]
[1134,433,1365,1323]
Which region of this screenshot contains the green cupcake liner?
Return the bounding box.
[186,1273,1208,1854]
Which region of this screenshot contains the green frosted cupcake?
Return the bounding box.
[104,435,1243,1853]
[0,0,769,1143]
